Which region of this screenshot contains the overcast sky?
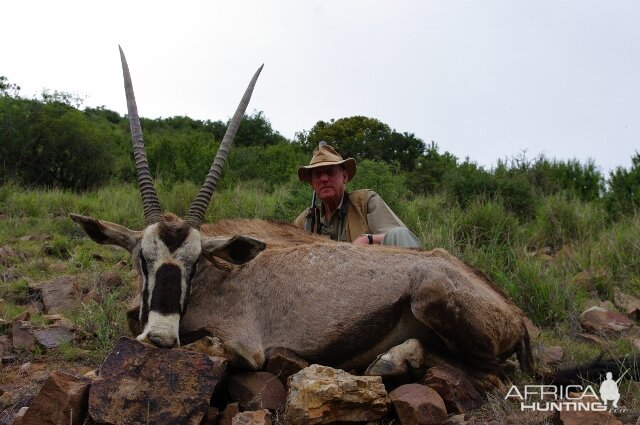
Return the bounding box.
[3,1,639,175]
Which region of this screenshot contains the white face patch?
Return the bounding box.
[137,222,202,346]
[137,312,181,347]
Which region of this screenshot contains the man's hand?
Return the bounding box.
[353,233,383,245]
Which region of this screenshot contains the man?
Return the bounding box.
[294,143,422,248]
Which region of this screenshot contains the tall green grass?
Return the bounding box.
[1,182,639,328]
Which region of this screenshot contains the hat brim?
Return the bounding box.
[297,158,357,183]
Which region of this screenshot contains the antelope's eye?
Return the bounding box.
[139,252,149,278]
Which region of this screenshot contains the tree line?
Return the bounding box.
[1,75,638,219]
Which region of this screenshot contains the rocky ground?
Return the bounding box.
[1,230,640,424]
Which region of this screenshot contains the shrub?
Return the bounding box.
[454,200,519,249]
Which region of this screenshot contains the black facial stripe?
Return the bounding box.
[158,222,190,253]
[139,253,149,279]
[181,263,198,316]
[150,263,182,315]
[139,253,150,328]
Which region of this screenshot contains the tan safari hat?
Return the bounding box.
[297,143,357,183]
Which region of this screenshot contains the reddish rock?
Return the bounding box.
[423,364,483,413]
[538,345,563,366]
[88,337,227,425]
[39,276,82,314]
[580,306,634,334]
[11,320,36,350]
[553,408,622,425]
[614,288,640,319]
[231,410,272,425]
[575,333,607,346]
[227,371,286,411]
[19,370,91,425]
[264,347,309,385]
[201,406,221,425]
[220,403,240,425]
[389,384,447,425]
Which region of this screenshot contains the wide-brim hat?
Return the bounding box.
[298,143,357,183]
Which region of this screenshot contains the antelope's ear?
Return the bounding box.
[70,213,142,252]
[201,235,265,265]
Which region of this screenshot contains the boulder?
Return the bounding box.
[227,371,287,411]
[39,276,82,314]
[201,407,220,425]
[19,370,91,425]
[220,403,240,425]
[285,364,390,425]
[264,347,309,385]
[11,320,36,351]
[0,246,28,266]
[231,410,272,425]
[537,345,563,366]
[580,306,634,334]
[33,325,75,349]
[613,288,640,319]
[389,384,448,425]
[553,409,622,425]
[423,365,483,413]
[88,337,227,425]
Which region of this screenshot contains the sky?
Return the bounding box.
[3,1,639,175]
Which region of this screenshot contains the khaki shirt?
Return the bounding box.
[295,190,406,242]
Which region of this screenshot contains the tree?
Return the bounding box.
[207,111,287,147]
[301,116,425,171]
[605,153,640,216]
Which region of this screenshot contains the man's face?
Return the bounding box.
[310,165,348,204]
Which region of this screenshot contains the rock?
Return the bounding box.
[88,337,227,425]
[285,364,390,425]
[231,410,272,425]
[614,288,640,319]
[0,246,28,266]
[423,364,483,414]
[571,269,607,290]
[19,233,51,241]
[19,370,91,425]
[575,333,607,346]
[97,270,123,290]
[442,414,467,425]
[523,316,541,339]
[18,362,32,376]
[33,325,75,349]
[220,403,240,425]
[553,409,622,425]
[389,384,448,425]
[39,276,82,314]
[227,371,287,411]
[0,335,10,355]
[183,336,227,358]
[201,406,220,425]
[537,345,563,366]
[11,320,36,350]
[264,347,309,385]
[580,306,634,334]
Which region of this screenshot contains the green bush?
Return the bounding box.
[454,200,519,249]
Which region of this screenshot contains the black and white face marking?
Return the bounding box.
[136,220,201,348]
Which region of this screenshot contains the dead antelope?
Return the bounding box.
[71,48,532,391]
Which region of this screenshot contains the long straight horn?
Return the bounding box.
[184,65,264,229]
[119,46,163,226]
